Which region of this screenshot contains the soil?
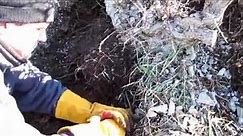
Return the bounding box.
[221,1,243,103]
[25,0,135,135]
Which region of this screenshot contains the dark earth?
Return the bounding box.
[24,0,135,135]
[221,1,243,105]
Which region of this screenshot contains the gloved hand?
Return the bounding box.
[57,116,125,136]
[55,90,132,132]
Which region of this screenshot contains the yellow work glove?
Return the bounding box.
[57,116,125,136]
[55,90,131,131]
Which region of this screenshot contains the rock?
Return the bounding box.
[146,104,168,117]
[229,97,238,112]
[188,65,195,77]
[197,69,205,77]
[188,106,198,117]
[224,69,232,79]
[206,74,212,80]
[168,99,176,115]
[196,91,218,106]
[217,68,226,76]
[217,68,231,79]
[237,106,243,125]
[201,64,209,74]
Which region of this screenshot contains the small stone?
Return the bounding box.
[201,64,208,74]
[208,58,214,65]
[206,74,212,80]
[224,69,231,79]
[229,97,238,112]
[197,69,205,77]
[165,69,169,74]
[217,68,226,76]
[188,106,198,117]
[146,104,168,117]
[196,91,217,106]
[188,65,195,77]
[237,106,243,125]
[168,99,176,115]
[170,67,176,74]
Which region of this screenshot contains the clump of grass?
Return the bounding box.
[135,44,192,106]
